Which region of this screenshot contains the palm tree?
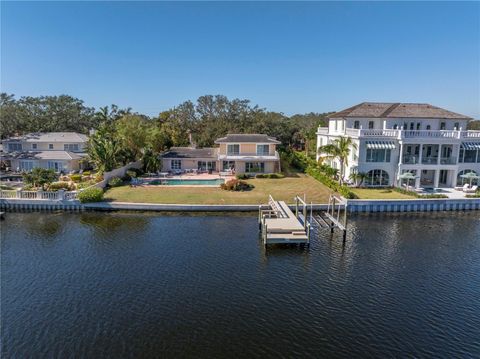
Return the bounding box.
[349,171,367,187]
[318,136,357,185]
[87,126,124,172]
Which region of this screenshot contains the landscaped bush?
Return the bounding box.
[255,173,285,179]
[108,176,123,187]
[306,166,358,199]
[236,174,251,180]
[76,180,96,189]
[280,149,316,172]
[126,170,137,178]
[392,187,449,199]
[129,168,144,176]
[95,173,104,183]
[78,187,104,203]
[221,179,254,191]
[0,184,14,190]
[82,171,91,176]
[47,181,75,191]
[70,174,82,183]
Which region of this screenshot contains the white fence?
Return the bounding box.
[0,189,78,201]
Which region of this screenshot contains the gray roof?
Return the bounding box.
[161,147,218,159]
[329,102,471,120]
[5,132,88,143]
[215,134,281,144]
[3,151,83,161]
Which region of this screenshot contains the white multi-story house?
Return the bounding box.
[2,132,88,173]
[316,102,480,188]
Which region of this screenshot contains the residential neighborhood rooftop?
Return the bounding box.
[5,132,88,143]
[329,102,472,120]
[214,134,281,144]
[4,151,85,160]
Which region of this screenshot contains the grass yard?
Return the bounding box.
[350,188,415,199]
[104,174,333,204]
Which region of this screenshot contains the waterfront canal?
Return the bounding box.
[1,211,479,358]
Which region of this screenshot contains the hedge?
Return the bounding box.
[78,187,104,203]
[69,174,82,183]
[47,181,75,191]
[393,187,449,199]
[108,176,123,187]
[255,173,285,179]
[306,166,358,199]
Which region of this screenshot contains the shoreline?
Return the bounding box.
[1,197,480,213]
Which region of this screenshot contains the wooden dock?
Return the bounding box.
[258,195,311,246]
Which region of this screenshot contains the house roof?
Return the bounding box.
[329,102,471,120]
[214,134,281,144]
[161,147,218,159]
[5,132,88,143]
[4,151,84,161]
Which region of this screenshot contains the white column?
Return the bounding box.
[434,169,440,188]
[418,145,423,164]
[415,176,421,189]
[437,145,442,165]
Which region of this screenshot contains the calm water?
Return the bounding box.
[1,211,480,358]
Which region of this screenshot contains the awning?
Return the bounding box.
[365,140,396,149]
[461,142,480,150]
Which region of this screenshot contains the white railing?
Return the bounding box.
[21,191,38,199]
[317,127,329,134]
[403,130,457,138]
[359,129,399,137]
[41,191,59,200]
[345,128,360,137]
[0,190,17,198]
[64,191,78,200]
[0,189,79,201]
[462,131,480,138]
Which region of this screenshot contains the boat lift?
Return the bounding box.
[311,195,348,241]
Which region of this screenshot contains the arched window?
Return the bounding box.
[457,170,479,186]
[365,169,390,187]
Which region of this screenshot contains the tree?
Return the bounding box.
[142,148,161,173]
[87,125,124,172]
[349,171,367,187]
[22,168,57,190]
[318,137,357,185]
[115,114,150,159]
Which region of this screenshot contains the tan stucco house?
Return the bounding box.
[2,132,88,173]
[161,134,281,174]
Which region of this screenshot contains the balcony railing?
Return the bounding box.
[440,157,457,165]
[403,130,457,138]
[421,157,439,164]
[317,127,480,140]
[403,155,420,164]
[219,151,279,159]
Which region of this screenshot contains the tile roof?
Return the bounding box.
[6,132,88,143]
[329,102,471,120]
[161,147,218,159]
[214,134,281,144]
[4,151,84,160]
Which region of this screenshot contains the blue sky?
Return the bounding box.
[2,1,479,118]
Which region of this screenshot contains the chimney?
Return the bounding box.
[188,131,196,148]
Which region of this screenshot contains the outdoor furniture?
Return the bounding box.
[464,185,478,193]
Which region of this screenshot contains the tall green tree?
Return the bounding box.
[317,136,357,185]
[87,125,124,172]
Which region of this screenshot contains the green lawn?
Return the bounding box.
[350,188,416,199]
[104,174,333,204]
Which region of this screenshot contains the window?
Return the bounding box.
[454,123,459,130]
[227,144,240,155]
[366,149,391,162]
[410,122,414,130]
[364,170,390,187]
[440,122,446,130]
[353,121,360,129]
[7,143,22,151]
[368,121,374,129]
[256,145,269,155]
[19,160,35,171]
[393,124,398,130]
[222,161,235,171]
[416,123,421,130]
[48,144,54,150]
[198,161,216,171]
[426,125,431,130]
[171,160,181,170]
[245,162,265,173]
[460,147,478,163]
[64,144,79,151]
[32,143,37,150]
[334,120,338,131]
[48,161,65,172]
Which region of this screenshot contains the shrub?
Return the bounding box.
[47,181,75,191]
[108,176,123,187]
[95,173,104,183]
[22,168,57,190]
[82,171,91,176]
[236,174,250,180]
[221,179,254,191]
[306,166,358,199]
[393,187,449,199]
[78,187,104,203]
[76,180,96,189]
[0,184,14,190]
[70,174,82,183]
[129,168,144,176]
[256,173,285,179]
[126,170,137,178]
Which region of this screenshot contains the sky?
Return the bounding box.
[1,1,479,118]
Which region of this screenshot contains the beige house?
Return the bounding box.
[2,132,88,173]
[161,134,281,174]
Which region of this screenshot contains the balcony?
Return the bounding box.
[439,157,457,165]
[403,155,420,164]
[318,126,480,140]
[218,151,280,161]
[421,157,438,165]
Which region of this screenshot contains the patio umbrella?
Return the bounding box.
[399,172,417,190]
[460,172,479,186]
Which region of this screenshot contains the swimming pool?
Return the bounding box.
[149,178,225,186]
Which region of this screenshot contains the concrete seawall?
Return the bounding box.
[1,198,479,213]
